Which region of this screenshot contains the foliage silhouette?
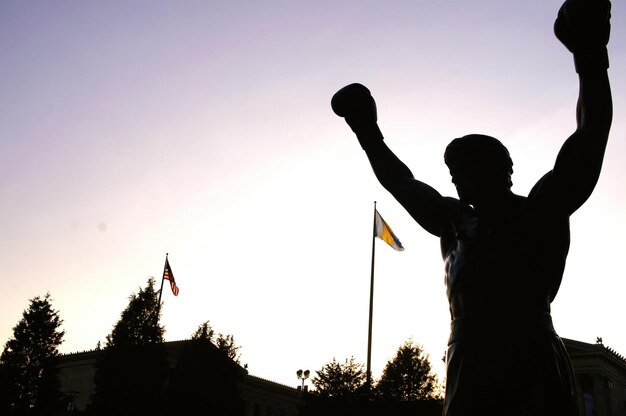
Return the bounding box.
[0,294,65,415]
[311,356,367,401]
[105,276,164,347]
[91,278,168,415]
[376,339,440,401]
[191,320,243,365]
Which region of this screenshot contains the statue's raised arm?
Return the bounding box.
[538,0,613,214]
[331,84,460,237]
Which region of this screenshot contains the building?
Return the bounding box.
[58,338,626,415]
[57,340,302,415]
[564,338,626,416]
[241,375,302,416]
[57,348,101,411]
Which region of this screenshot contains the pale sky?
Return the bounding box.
[1,0,625,389]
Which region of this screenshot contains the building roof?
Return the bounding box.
[563,338,626,370]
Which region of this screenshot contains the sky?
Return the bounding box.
[1,0,625,389]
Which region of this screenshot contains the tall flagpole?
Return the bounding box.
[366,202,377,393]
[156,253,167,318]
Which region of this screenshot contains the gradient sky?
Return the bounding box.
[2,0,625,388]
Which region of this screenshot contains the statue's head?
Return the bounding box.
[444,134,513,204]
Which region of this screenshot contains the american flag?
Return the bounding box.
[163,256,179,296]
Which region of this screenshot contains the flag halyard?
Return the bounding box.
[374,209,404,251]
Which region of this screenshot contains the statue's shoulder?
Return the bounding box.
[526,171,570,219]
[528,171,554,201]
[443,196,474,214]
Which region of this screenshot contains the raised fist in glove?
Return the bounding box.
[331,83,377,132]
[554,0,611,72]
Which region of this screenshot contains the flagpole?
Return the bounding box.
[156,253,167,318]
[366,202,376,394]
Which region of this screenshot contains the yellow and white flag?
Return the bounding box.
[374,209,404,251]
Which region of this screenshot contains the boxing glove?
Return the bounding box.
[331,83,378,131]
[554,0,611,72]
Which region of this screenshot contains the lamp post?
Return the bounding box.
[296,369,310,395]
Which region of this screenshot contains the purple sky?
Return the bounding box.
[2,0,625,388]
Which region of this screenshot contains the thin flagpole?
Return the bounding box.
[156,253,167,318]
[366,202,377,394]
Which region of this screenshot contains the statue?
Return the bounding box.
[332,1,612,415]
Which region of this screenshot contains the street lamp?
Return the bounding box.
[296,369,310,394]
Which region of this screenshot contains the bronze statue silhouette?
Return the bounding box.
[332,1,612,415]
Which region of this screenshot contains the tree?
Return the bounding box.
[190,320,215,341]
[192,321,243,365]
[0,294,65,415]
[105,276,164,347]
[92,277,168,415]
[376,339,440,401]
[311,357,367,401]
[166,322,247,415]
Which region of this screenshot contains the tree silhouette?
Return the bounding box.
[0,294,65,415]
[191,320,215,341]
[311,356,367,401]
[191,321,243,365]
[105,276,164,347]
[91,277,168,415]
[376,339,439,401]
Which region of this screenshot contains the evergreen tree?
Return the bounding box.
[190,320,215,341]
[376,339,439,401]
[0,294,65,415]
[105,276,164,347]
[192,321,243,364]
[92,277,168,415]
[215,333,241,363]
[311,357,367,401]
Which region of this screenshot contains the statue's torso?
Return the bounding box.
[442,197,570,321]
[441,197,577,414]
